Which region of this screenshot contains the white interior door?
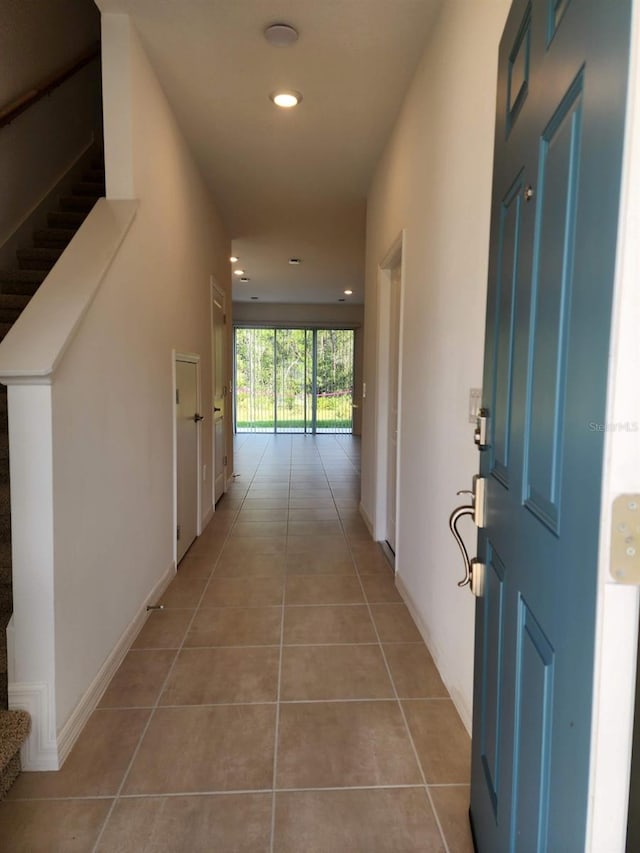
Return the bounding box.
[176,357,200,562]
[212,285,226,503]
[386,261,402,553]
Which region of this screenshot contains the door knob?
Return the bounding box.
[192,413,204,422]
[214,407,221,412]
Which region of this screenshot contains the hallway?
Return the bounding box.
[0,435,472,852]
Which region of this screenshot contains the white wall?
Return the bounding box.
[48,15,231,732]
[362,0,510,727]
[0,0,101,258]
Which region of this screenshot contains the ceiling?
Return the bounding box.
[96,0,442,303]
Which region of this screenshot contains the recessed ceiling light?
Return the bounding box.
[264,23,299,47]
[230,255,238,263]
[270,90,302,108]
[288,257,302,265]
[344,289,353,295]
[233,269,245,276]
[240,277,250,282]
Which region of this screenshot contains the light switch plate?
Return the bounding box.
[610,494,640,584]
[469,388,482,424]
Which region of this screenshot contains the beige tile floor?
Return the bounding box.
[0,434,474,852]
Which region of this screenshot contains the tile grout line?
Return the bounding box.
[269,435,292,853]
[323,453,453,853]
[8,781,470,805]
[308,442,455,844]
[90,440,270,851]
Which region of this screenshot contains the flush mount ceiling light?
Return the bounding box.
[344,289,353,295]
[233,269,245,276]
[230,255,239,263]
[288,257,302,265]
[264,23,299,47]
[270,90,302,108]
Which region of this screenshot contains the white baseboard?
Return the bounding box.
[201,505,214,529]
[10,560,176,771]
[395,573,473,735]
[56,559,176,767]
[9,682,58,771]
[359,502,374,536]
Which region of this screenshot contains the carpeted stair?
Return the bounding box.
[0,158,104,798]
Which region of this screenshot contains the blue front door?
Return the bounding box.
[470,1,631,850]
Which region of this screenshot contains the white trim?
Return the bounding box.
[8,682,57,771]
[210,277,227,505]
[55,559,175,768]
[8,561,176,771]
[173,351,202,562]
[374,231,405,550]
[0,200,138,384]
[201,504,214,531]
[396,572,473,735]
[359,501,374,537]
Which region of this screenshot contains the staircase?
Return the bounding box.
[0,158,104,798]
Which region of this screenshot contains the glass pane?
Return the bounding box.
[315,329,354,434]
[275,329,311,433]
[234,328,275,432]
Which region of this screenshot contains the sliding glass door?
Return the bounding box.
[234,327,354,434]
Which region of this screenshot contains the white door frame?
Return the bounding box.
[210,276,227,503]
[173,350,202,566]
[374,231,405,557]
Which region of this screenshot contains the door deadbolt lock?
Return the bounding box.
[474,408,490,451]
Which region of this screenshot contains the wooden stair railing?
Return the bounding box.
[0,42,100,131]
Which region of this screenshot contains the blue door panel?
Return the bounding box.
[479,544,506,815]
[512,599,555,853]
[507,4,532,133]
[492,175,523,487]
[524,73,583,532]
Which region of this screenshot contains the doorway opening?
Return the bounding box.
[174,352,202,564]
[234,327,355,434]
[375,234,404,554]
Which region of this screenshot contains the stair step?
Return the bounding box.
[33,228,77,249]
[0,270,46,297]
[0,294,31,324]
[47,210,86,229]
[0,711,31,797]
[72,181,105,197]
[84,167,105,182]
[16,248,63,272]
[0,583,10,614]
[0,543,11,571]
[59,196,98,213]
